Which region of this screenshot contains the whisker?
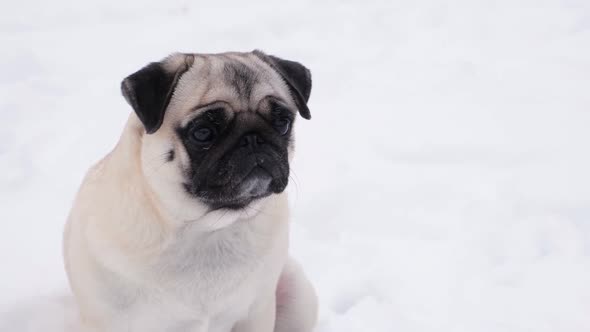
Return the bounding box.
[289,170,301,209]
[215,209,230,224]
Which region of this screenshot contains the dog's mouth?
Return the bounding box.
[185,164,286,211]
[205,166,274,210]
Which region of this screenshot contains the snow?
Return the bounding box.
[1,0,590,331]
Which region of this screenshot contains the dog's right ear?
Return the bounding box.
[121,54,194,134]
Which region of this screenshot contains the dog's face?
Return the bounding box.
[121,51,311,220]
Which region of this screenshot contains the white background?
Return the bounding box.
[1,0,589,331]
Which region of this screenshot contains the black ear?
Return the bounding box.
[253,50,312,120]
[121,54,194,134]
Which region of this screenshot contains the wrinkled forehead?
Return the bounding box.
[167,52,293,123]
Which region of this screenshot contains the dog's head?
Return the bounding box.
[121,51,311,220]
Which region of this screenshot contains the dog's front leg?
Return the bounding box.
[231,295,276,332]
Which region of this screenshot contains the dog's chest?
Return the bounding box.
[158,230,268,305]
[107,220,288,332]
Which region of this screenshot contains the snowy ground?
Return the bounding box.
[1,0,590,331]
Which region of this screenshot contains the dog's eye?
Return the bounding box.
[190,126,215,143]
[272,117,291,136]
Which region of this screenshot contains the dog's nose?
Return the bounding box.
[240,133,265,148]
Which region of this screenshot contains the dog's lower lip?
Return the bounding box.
[208,196,265,211]
[200,167,272,210]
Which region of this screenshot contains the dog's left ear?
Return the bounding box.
[253,50,312,120]
[121,54,195,134]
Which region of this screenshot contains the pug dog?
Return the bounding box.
[63,51,317,332]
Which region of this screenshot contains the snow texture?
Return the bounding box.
[1,0,590,331]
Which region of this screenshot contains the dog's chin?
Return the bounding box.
[200,167,276,211]
[206,194,268,211]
